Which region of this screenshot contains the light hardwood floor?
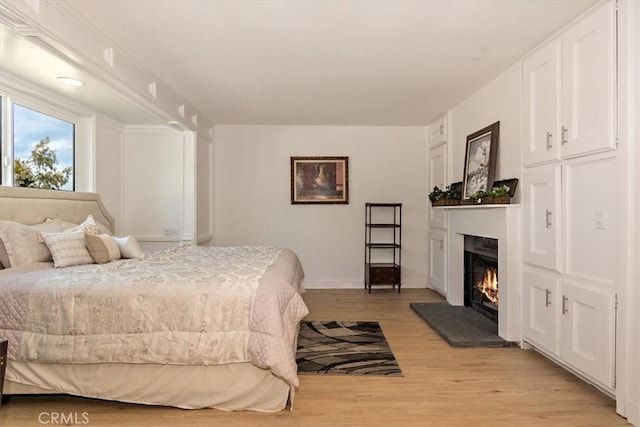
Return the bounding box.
[0,289,630,426]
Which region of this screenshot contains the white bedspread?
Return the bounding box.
[0,245,308,387]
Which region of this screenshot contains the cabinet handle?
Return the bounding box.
[439,124,444,135]
[561,126,568,145]
[440,240,444,250]
[545,289,551,307]
[562,295,569,314]
[546,132,553,149]
[545,210,552,228]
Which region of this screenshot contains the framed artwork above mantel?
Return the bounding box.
[462,121,500,201]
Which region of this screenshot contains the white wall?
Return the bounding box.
[94,116,124,234]
[214,125,427,289]
[450,63,523,202]
[122,126,185,245]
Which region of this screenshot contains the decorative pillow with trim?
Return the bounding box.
[86,234,121,264]
[42,231,95,268]
[63,215,103,236]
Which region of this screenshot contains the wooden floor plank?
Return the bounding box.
[0,289,630,426]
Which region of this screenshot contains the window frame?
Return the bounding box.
[0,87,86,191]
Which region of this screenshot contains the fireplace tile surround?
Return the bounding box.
[444,205,521,342]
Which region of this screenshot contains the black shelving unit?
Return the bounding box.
[364,203,402,293]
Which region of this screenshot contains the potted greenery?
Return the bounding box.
[429,185,461,206]
[470,184,511,205]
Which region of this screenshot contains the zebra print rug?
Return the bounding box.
[295,320,403,376]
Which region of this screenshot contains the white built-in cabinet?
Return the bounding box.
[428,115,447,148]
[522,163,561,272]
[521,1,617,393]
[427,115,448,296]
[522,1,616,166]
[428,143,447,230]
[428,229,446,295]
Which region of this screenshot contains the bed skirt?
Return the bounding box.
[5,360,292,412]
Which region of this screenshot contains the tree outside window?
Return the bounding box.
[13,104,74,190]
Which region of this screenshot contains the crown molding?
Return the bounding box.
[0,0,214,133]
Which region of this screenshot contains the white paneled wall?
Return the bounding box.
[122,126,187,249]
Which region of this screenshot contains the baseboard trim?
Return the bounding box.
[303,280,428,290]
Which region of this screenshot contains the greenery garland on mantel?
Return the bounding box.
[429,184,512,206]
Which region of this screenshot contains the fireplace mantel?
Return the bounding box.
[445,205,521,342]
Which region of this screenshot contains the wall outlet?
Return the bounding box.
[164,227,179,237]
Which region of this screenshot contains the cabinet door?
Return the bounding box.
[522,38,561,166]
[522,164,562,271]
[428,144,447,229]
[560,1,616,158]
[560,281,615,389]
[428,229,446,296]
[428,115,447,148]
[522,268,560,355]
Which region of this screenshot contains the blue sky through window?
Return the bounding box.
[13,104,74,190]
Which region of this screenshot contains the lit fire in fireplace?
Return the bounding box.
[476,267,498,305]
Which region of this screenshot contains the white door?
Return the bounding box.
[522,38,561,166]
[428,144,447,230]
[560,1,616,158]
[522,164,562,272]
[560,281,615,389]
[428,229,446,296]
[522,268,560,355]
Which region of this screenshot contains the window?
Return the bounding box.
[0,97,76,191]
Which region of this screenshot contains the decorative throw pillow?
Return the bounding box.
[0,220,56,268]
[113,236,145,259]
[45,217,78,231]
[49,216,112,236]
[41,231,95,268]
[86,234,121,264]
[63,215,102,236]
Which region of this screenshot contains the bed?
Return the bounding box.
[0,186,309,411]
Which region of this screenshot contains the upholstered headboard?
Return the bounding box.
[0,186,115,233]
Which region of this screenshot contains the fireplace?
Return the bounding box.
[464,235,499,325]
[446,206,521,342]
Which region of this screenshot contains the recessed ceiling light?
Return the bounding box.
[57,77,84,87]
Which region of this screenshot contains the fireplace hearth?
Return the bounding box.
[464,235,499,326]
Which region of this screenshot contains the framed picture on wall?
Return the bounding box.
[462,121,500,201]
[291,156,349,204]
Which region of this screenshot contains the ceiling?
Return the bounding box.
[4,0,598,127]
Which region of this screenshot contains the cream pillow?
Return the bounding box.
[86,234,121,264]
[113,236,145,259]
[0,220,57,268]
[63,215,103,236]
[42,231,95,268]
